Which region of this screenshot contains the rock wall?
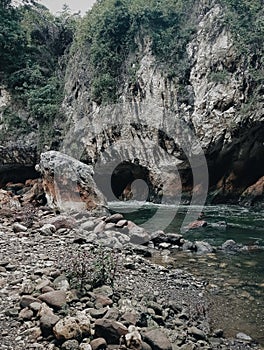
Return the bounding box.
[62,1,263,204]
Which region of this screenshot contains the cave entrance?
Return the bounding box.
[109,159,163,203]
[0,165,39,188]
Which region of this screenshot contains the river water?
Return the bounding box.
[109,202,264,345]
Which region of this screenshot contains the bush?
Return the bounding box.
[59,245,120,294]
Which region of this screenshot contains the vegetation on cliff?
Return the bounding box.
[0,0,263,136]
[0,0,78,148]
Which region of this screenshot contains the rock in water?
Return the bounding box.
[38,151,107,214]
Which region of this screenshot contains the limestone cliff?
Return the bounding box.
[62,1,263,205]
[0,0,263,206]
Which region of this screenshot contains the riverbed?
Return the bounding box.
[109,202,264,345]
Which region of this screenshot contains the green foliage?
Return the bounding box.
[1,108,31,134]
[221,0,264,55]
[75,0,196,104]
[60,245,120,294]
[209,70,229,84]
[0,1,79,149]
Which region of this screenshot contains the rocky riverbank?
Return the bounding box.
[0,197,262,350]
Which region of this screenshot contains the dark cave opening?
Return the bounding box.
[0,165,39,188]
[95,160,163,203]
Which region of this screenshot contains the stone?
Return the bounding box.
[94,221,106,234]
[13,222,27,232]
[95,295,113,307]
[20,295,40,309]
[105,213,124,223]
[121,325,142,349]
[38,151,107,213]
[48,215,77,230]
[115,219,127,228]
[93,285,113,297]
[40,312,60,337]
[80,220,96,231]
[195,241,214,254]
[236,332,252,341]
[38,291,67,309]
[61,340,80,350]
[90,338,107,350]
[187,220,207,230]
[89,308,108,319]
[129,226,151,245]
[53,274,70,291]
[188,326,206,340]
[221,239,242,252]
[0,189,21,209]
[143,329,172,350]
[80,344,92,350]
[29,302,42,312]
[120,311,138,326]
[39,223,56,236]
[53,314,91,341]
[18,307,34,320]
[94,319,128,344]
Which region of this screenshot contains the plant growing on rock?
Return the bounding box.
[59,245,120,294]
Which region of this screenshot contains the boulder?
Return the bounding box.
[61,340,80,350]
[188,326,206,340]
[239,176,264,206]
[38,151,107,213]
[94,319,128,344]
[38,291,67,309]
[0,189,21,209]
[143,329,172,350]
[53,313,91,340]
[221,239,242,252]
[129,226,151,245]
[90,338,107,350]
[195,241,214,254]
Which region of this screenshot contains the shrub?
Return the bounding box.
[59,245,120,294]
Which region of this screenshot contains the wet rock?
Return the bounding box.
[129,226,151,245]
[195,241,214,254]
[61,339,80,350]
[187,220,207,230]
[94,319,128,344]
[182,240,195,251]
[90,338,107,350]
[221,239,242,252]
[38,291,67,309]
[143,329,172,350]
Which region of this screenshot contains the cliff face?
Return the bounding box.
[1,0,263,205]
[61,1,263,204]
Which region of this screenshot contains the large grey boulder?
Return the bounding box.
[38,151,107,214]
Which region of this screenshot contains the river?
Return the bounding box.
[109,202,264,345]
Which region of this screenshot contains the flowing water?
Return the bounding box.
[109,202,264,345]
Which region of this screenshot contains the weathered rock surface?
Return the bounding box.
[38,151,107,213]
